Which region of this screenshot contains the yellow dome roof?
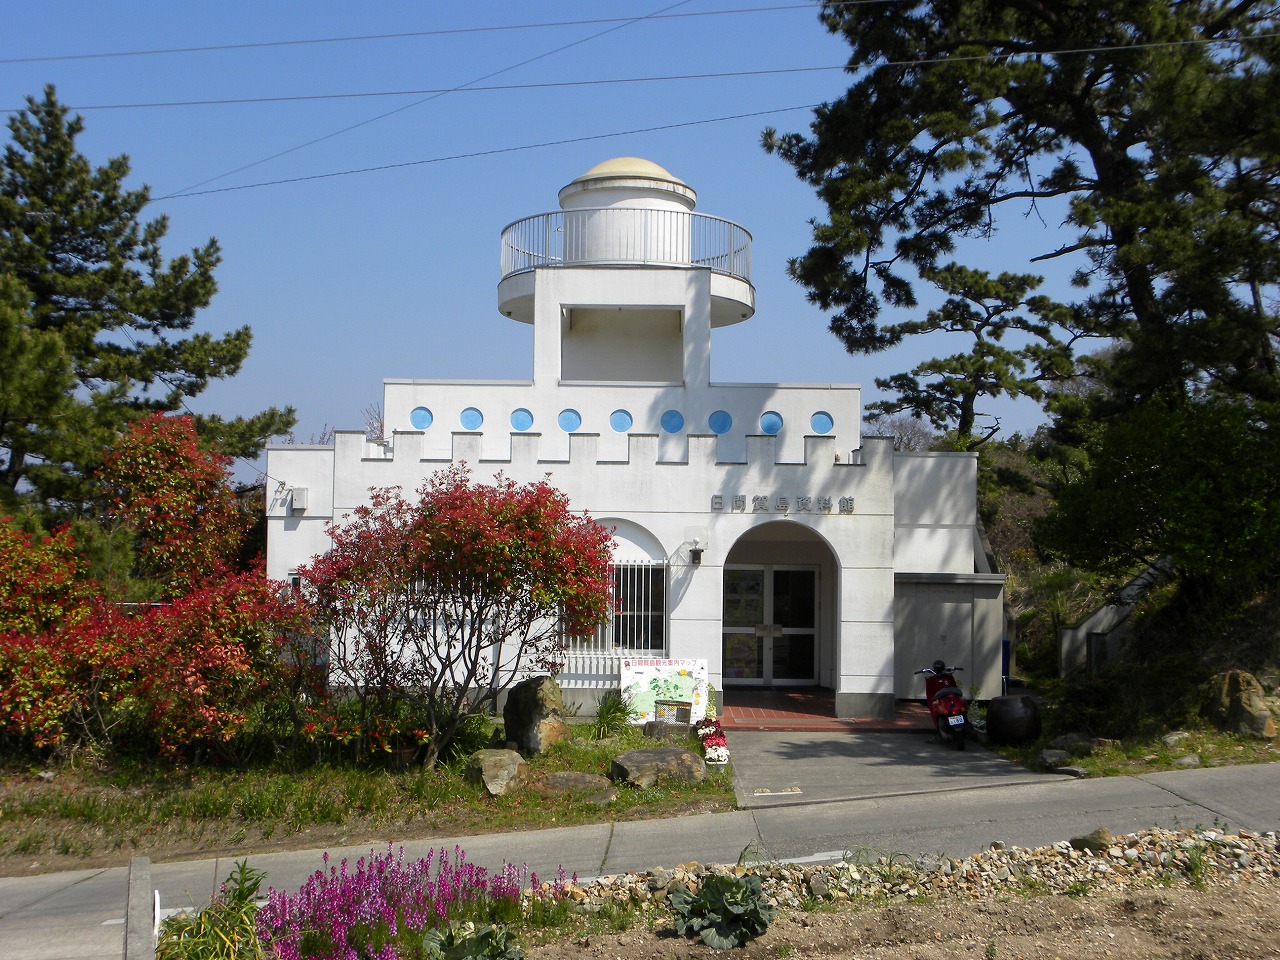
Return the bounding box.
[571,157,685,185]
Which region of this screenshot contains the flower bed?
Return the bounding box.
[160,845,572,960]
[695,718,730,765]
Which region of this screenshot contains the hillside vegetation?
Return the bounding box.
[974,430,1280,742]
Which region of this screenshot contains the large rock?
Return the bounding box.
[1047,732,1094,756]
[530,771,617,806]
[1202,670,1276,739]
[465,749,528,796]
[1039,748,1072,770]
[1070,827,1112,852]
[503,675,572,754]
[610,747,706,787]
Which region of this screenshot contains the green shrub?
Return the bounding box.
[157,860,265,960]
[419,922,524,960]
[670,873,776,949]
[440,713,496,768]
[591,690,632,740]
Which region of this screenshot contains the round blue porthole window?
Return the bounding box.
[558,409,583,432]
[708,410,733,435]
[760,411,783,435]
[810,411,834,435]
[609,409,633,433]
[510,408,534,431]
[409,406,433,430]
[460,407,484,431]
[660,409,685,434]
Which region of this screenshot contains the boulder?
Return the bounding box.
[1070,827,1112,852]
[610,747,706,788]
[465,749,527,796]
[1047,732,1094,756]
[1202,670,1276,739]
[530,771,617,806]
[1038,748,1072,769]
[503,675,572,754]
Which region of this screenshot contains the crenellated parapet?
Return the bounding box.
[381,379,861,465]
[331,426,871,472]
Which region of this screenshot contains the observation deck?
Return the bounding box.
[497,207,755,326]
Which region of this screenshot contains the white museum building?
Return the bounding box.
[265,157,1007,717]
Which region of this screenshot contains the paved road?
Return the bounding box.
[3,734,1278,960]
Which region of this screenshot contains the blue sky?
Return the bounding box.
[3,2,1075,479]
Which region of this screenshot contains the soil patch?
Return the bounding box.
[526,826,1280,959]
[528,882,1280,960]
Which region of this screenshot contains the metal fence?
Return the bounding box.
[500,209,751,285]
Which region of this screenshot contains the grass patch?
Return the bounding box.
[1062,879,1093,898]
[0,722,734,869]
[524,899,643,947]
[1184,840,1213,889]
[992,720,1279,777]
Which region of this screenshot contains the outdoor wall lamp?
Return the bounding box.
[689,540,704,565]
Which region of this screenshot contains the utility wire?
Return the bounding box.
[0,2,891,65]
[18,29,1267,117]
[157,29,1280,201]
[160,104,819,199]
[161,0,695,198]
[33,18,1277,116]
[23,65,848,113]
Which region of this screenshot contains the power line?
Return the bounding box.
[20,65,848,113]
[13,27,1273,116]
[156,30,1280,201]
[0,3,886,65]
[161,0,697,198]
[159,104,821,199]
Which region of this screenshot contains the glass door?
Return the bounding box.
[722,566,817,685]
[722,568,766,683]
[771,567,816,683]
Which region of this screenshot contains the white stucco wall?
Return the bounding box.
[265,425,961,713]
[893,452,980,574]
[561,307,682,382]
[265,157,1005,716]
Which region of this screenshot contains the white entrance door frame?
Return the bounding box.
[722,564,819,686]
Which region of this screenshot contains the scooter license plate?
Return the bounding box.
[947,715,965,726]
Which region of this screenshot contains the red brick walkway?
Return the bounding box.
[719,687,932,733]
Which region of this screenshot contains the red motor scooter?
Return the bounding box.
[916,660,968,750]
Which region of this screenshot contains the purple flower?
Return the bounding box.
[255,844,571,959]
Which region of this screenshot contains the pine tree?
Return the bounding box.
[0,86,294,514]
[764,1,1280,434]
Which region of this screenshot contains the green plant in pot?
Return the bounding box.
[669,873,776,949]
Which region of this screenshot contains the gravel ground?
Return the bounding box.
[525,827,1280,959]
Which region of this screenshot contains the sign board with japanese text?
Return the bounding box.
[620,658,709,724]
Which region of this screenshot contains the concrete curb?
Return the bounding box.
[123,856,154,960]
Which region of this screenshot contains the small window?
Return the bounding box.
[573,560,667,654]
[608,562,666,651]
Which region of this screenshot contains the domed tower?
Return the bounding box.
[498,157,754,387]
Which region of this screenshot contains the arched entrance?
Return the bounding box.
[721,522,838,688]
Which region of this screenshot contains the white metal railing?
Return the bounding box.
[500,209,751,285]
